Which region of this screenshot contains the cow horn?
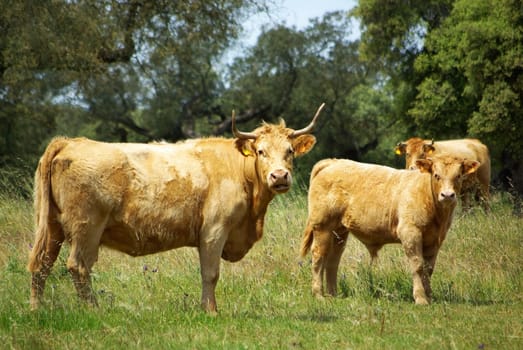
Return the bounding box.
[231,110,258,140]
[290,102,325,137]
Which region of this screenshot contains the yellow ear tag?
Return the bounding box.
[427,149,433,155]
[242,148,253,156]
[395,149,402,155]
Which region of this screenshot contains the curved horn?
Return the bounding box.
[231,109,257,140]
[290,102,325,137]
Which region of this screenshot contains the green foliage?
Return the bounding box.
[411,0,523,161]
[0,0,264,170]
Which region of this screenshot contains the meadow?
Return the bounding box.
[0,175,521,349]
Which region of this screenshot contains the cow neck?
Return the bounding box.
[242,154,275,241]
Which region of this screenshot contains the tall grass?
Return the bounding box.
[0,175,522,349]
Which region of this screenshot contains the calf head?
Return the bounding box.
[233,104,324,194]
[415,156,480,205]
[395,137,436,170]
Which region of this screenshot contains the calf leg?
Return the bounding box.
[325,230,348,296]
[67,233,101,307]
[310,229,332,297]
[29,221,64,310]
[422,247,440,300]
[402,233,430,305]
[64,214,106,307]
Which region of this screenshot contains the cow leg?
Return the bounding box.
[29,222,65,310]
[461,190,472,212]
[401,233,430,305]
[64,215,105,307]
[422,247,440,300]
[67,239,100,306]
[325,230,348,296]
[479,182,490,212]
[198,227,227,313]
[311,229,332,297]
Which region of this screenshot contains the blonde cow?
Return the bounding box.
[28,104,325,312]
[395,137,490,210]
[301,156,480,305]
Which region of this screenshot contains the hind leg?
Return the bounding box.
[311,228,333,297]
[63,214,106,306]
[29,222,64,310]
[67,242,99,306]
[325,229,348,296]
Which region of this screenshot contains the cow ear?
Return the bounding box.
[415,159,433,173]
[423,143,435,155]
[463,160,480,175]
[292,135,316,157]
[394,143,406,156]
[235,139,255,157]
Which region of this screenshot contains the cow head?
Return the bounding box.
[415,156,480,205]
[395,138,435,170]
[233,104,324,194]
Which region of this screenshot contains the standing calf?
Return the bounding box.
[395,137,490,211]
[300,156,479,305]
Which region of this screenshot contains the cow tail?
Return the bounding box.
[300,222,314,257]
[27,137,68,273]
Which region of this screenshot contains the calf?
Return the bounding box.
[300,156,479,305]
[395,137,490,211]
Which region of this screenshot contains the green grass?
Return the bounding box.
[0,182,522,349]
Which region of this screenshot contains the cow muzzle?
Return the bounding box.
[438,190,457,203]
[268,169,292,193]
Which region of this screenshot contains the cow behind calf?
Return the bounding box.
[395,137,490,211]
[28,104,325,312]
[300,155,479,305]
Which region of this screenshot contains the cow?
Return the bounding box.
[28,103,325,312]
[395,137,490,211]
[300,155,480,305]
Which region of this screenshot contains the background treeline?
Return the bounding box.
[1,0,522,202]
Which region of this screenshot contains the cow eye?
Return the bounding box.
[257,149,265,157]
[434,173,441,181]
[288,148,294,155]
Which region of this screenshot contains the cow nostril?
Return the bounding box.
[271,170,288,180]
[441,191,456,199]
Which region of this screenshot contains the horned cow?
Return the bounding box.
[28,104,325,312]
[301,155,480,305]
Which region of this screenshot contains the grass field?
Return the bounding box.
[0,179,522,349]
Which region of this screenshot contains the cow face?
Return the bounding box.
[233,104,324,194]
[415,156,480,205]
[236,123,316,194]
[395,138,435,170]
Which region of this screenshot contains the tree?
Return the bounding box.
[412,0,523,162]
[0,0,264,172]
[354,0,523,197]
[225,11,391,177]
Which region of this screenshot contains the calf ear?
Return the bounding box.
[235,139,256,157]
[463,160,480,175]
[394,142,406,155]
[292,135,316,157]
[415,159,433,173]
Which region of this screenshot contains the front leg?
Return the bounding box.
[422,246,441,300]
[401,230,430,305]
[198,227,227,313]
